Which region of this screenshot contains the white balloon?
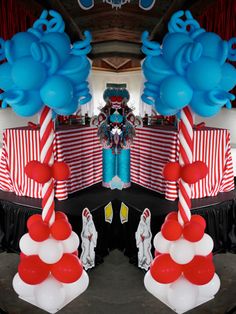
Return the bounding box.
[153,232,171,254]
[167,276,198,312]
[63,270,89,299]
[198,273,221,298]
[19,233,39,255]
[169,238,195,264]
[144,270,169,300]
[62,231,80,253]
[34,276,66,312]
[38,238,63,264]
[12,273,35,298]
[194,234,214,256]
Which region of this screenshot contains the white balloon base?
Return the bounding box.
[13,271,89,314]
[144,271,220,314]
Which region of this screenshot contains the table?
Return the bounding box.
[0,125,234,202]
[0,126,102,200]
[130,126,235,201]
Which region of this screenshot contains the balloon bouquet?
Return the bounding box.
[141,10,236,313]
[0,10,92,313]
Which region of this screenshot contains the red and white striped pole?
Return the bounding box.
[39,106,55,226]
[178,106,194,225]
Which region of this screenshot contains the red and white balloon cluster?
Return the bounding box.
[25,160,70,184]
[144,212,220,313]
[13,212,89,313]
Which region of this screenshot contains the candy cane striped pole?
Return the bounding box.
[178,106,194,225]
[39,106,55,226]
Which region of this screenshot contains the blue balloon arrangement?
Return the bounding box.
[141,10,236,117]
[0,10,92,117]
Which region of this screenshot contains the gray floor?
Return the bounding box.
[0,250,235,314]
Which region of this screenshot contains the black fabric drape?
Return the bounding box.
[0,197,236,266]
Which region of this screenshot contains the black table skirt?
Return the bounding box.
[0,187,236,266]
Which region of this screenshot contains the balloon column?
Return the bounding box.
[142,10,236,313]
[0,10,91,313]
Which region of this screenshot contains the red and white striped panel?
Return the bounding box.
[131,127,234,201]
[0,126,102,200]
[131,127,179,200]
[54,127,102,200]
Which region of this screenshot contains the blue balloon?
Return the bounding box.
[160,75,193,109]
[143,56,175,85]
[218,63,236,91]
[5,32,38,63]
[40,75,73,109]
[40,32,71,64]
[155,98,179,116]
[12,56,47,90]
[11,91,43,117]
[187,57,221,91]
[0,63,14,90]
[190,91,221,117]
[162,32,193,65]
[54,97,79,115]
[58,55,90,84]
[195,32,228,64]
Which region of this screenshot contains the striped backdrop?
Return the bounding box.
[131,127,234,201]
[0,126,234,202]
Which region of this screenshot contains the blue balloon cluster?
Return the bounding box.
[141,10,236,117]
[0,10,92,117]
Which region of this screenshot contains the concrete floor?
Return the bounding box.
[0,250,235,314]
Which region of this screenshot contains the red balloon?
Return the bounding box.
[181,161,208,184]
[165,211,178,221]
[55,211,68,221]
[52,162,70,181]
[191,215,206,230]
[50,219,72,240]
[162,162,181,181]
[18,255,50,285]
[20,252,28,261]
[27,214,43,230]
[25,161,52,183]
[206,252,213,260]
[28,220,50,242]
[194,161,208,179]
[183,221,205,242]
[25,160,40,178]
[51,254,83,283]
[161,220,183,241]
[183,256,215,285]
[150,254,182,284]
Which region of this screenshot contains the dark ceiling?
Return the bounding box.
[28,0,215,71]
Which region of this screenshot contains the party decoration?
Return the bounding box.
[78,0,156,10]
[135,208,153,271]
[141,10,236,117]
[0,10,92,116]
[92,84,142,189]
[10,10,90,313]
[80,208,98,270]
[18,255,50,285]
[142,10,234,312]
[150,254,182,284]
[104,201,113,223]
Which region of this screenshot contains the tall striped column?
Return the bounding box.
[178,106,194,225]
[39,106,55,226]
